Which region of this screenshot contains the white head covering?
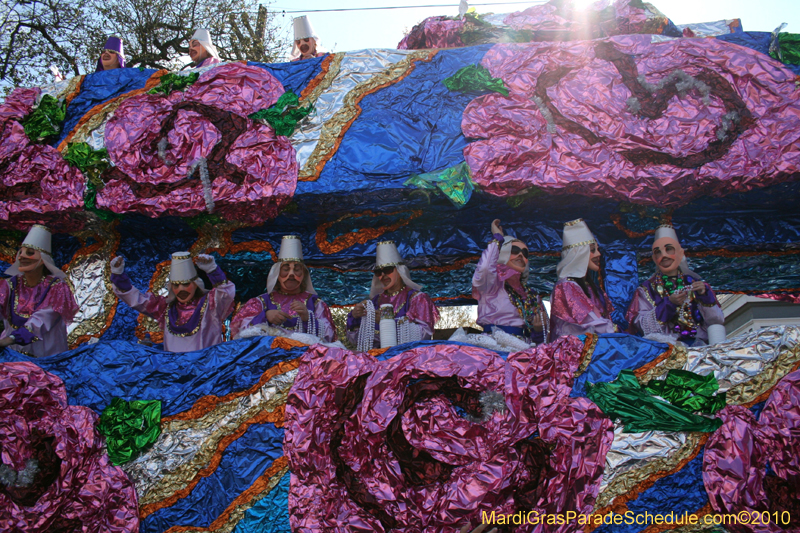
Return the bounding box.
[166,252,207,303]
[369,241,422,298]
[497,235,530,282]
[652,225,701,280]
[266,236,317,294]
[290,16,327,60]
[5,225,67,279]
[190,28,220,60]
[556,219,597,280]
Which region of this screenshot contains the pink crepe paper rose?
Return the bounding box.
[0,362,139,532]
[99,62,297,224]
[285,337,613,532]
[0,88,85,229]
[463,36,800,207]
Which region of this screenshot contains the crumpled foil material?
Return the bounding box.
[285,337,613,532]
[463,36,800,207]
[0,362,138,532]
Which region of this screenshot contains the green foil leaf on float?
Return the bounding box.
[147,72,200,95]
[249,90,314,136]
[586,370,722,433]
[21,94,66,142]
[646,369,727,414]
[443,64,509,96]
[96,397,162,465]
[405,162,474,208]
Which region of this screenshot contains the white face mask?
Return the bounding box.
[17,248,43,273]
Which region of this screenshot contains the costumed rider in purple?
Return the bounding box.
[290,16,327,61]
[110,252,235,352]
[626,225,725,346]
[347,241,440,352]
[188,29,222,68]
[95,36,126,72]
[472,219,548,345]
[549,219,617,341]
[229,236,336,342]
[0,226,79,357]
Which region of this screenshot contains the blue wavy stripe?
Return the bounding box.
[248,55,327,96]
[141,422,285,532]
[0,337,305,416]
[594,452,707,533]
[571,334,670,398]
[233,471,292,533]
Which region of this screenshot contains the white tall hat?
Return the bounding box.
[267,236,316,294]
[652,224,701,280]
[169,252,199,284]
[190,28,220,60]
[290,16,326,60]
[5,225,67,279]
[293,16,318,40]
[370,241,421,298]
[556,219,597,279]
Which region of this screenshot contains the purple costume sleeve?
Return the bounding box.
[110,273,133,292]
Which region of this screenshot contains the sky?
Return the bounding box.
[268,0,800,55]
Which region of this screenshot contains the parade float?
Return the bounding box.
[1,0,799,531]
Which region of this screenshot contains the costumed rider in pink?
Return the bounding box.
[110,252,235,352]
[472,219,548,344]
[549,219,617,341]
[0,226,79,357]
[347,241,440,352]
[626,225,724,346]
[290,16,327,61]
[229,236,336,342]
[188,28,222,68]
[95,36,126,72]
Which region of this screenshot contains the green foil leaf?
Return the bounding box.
[443,64,509,97]
[21,94,66,142]
[248,90,314,136]
[586,370,722,433]
[96,397,162,465]
[147,72,200,95]
[405,161,475,208]
[646,369,727,414]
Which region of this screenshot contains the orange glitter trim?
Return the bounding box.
[163,359,300,423]
[64,75,85,106]
[300,50,437,181]
[610,213,673,238]
[135,259,170,343]
[139,407,286,518]
[57,69,169,152]
[316,209,423,255]
[632,344,674,379]
[163,456,290,533]
[368,347,390,357]
[300,54,334,100]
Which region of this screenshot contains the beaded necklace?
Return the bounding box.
[504,281,540,335]
[652,274,701,339]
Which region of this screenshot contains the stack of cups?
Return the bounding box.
[379,304,397,348]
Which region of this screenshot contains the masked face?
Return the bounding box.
[652,237,684,277]
[100,49,120,70]
[506,241,529,273]
[189,39,210,64]
[587,242,601,272]
[171,281,198,304]
[296,37,316,58]
[17,247,43,273]
[375,265,403,294]
[278,262,305,294]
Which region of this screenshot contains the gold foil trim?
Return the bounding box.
[298,50,436,181]
[564,218,585,227]
[562,239,597,251]
[725,341,800,405]
[596,432,706,509]
[636,343,688,384]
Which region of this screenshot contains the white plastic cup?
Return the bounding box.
[707,324,727,345]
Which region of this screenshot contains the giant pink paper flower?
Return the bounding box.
[463,36,800,206]
[0,362,138,532]
[99,62,297,224]
[285,338,613,533]
[0,88,85,229]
